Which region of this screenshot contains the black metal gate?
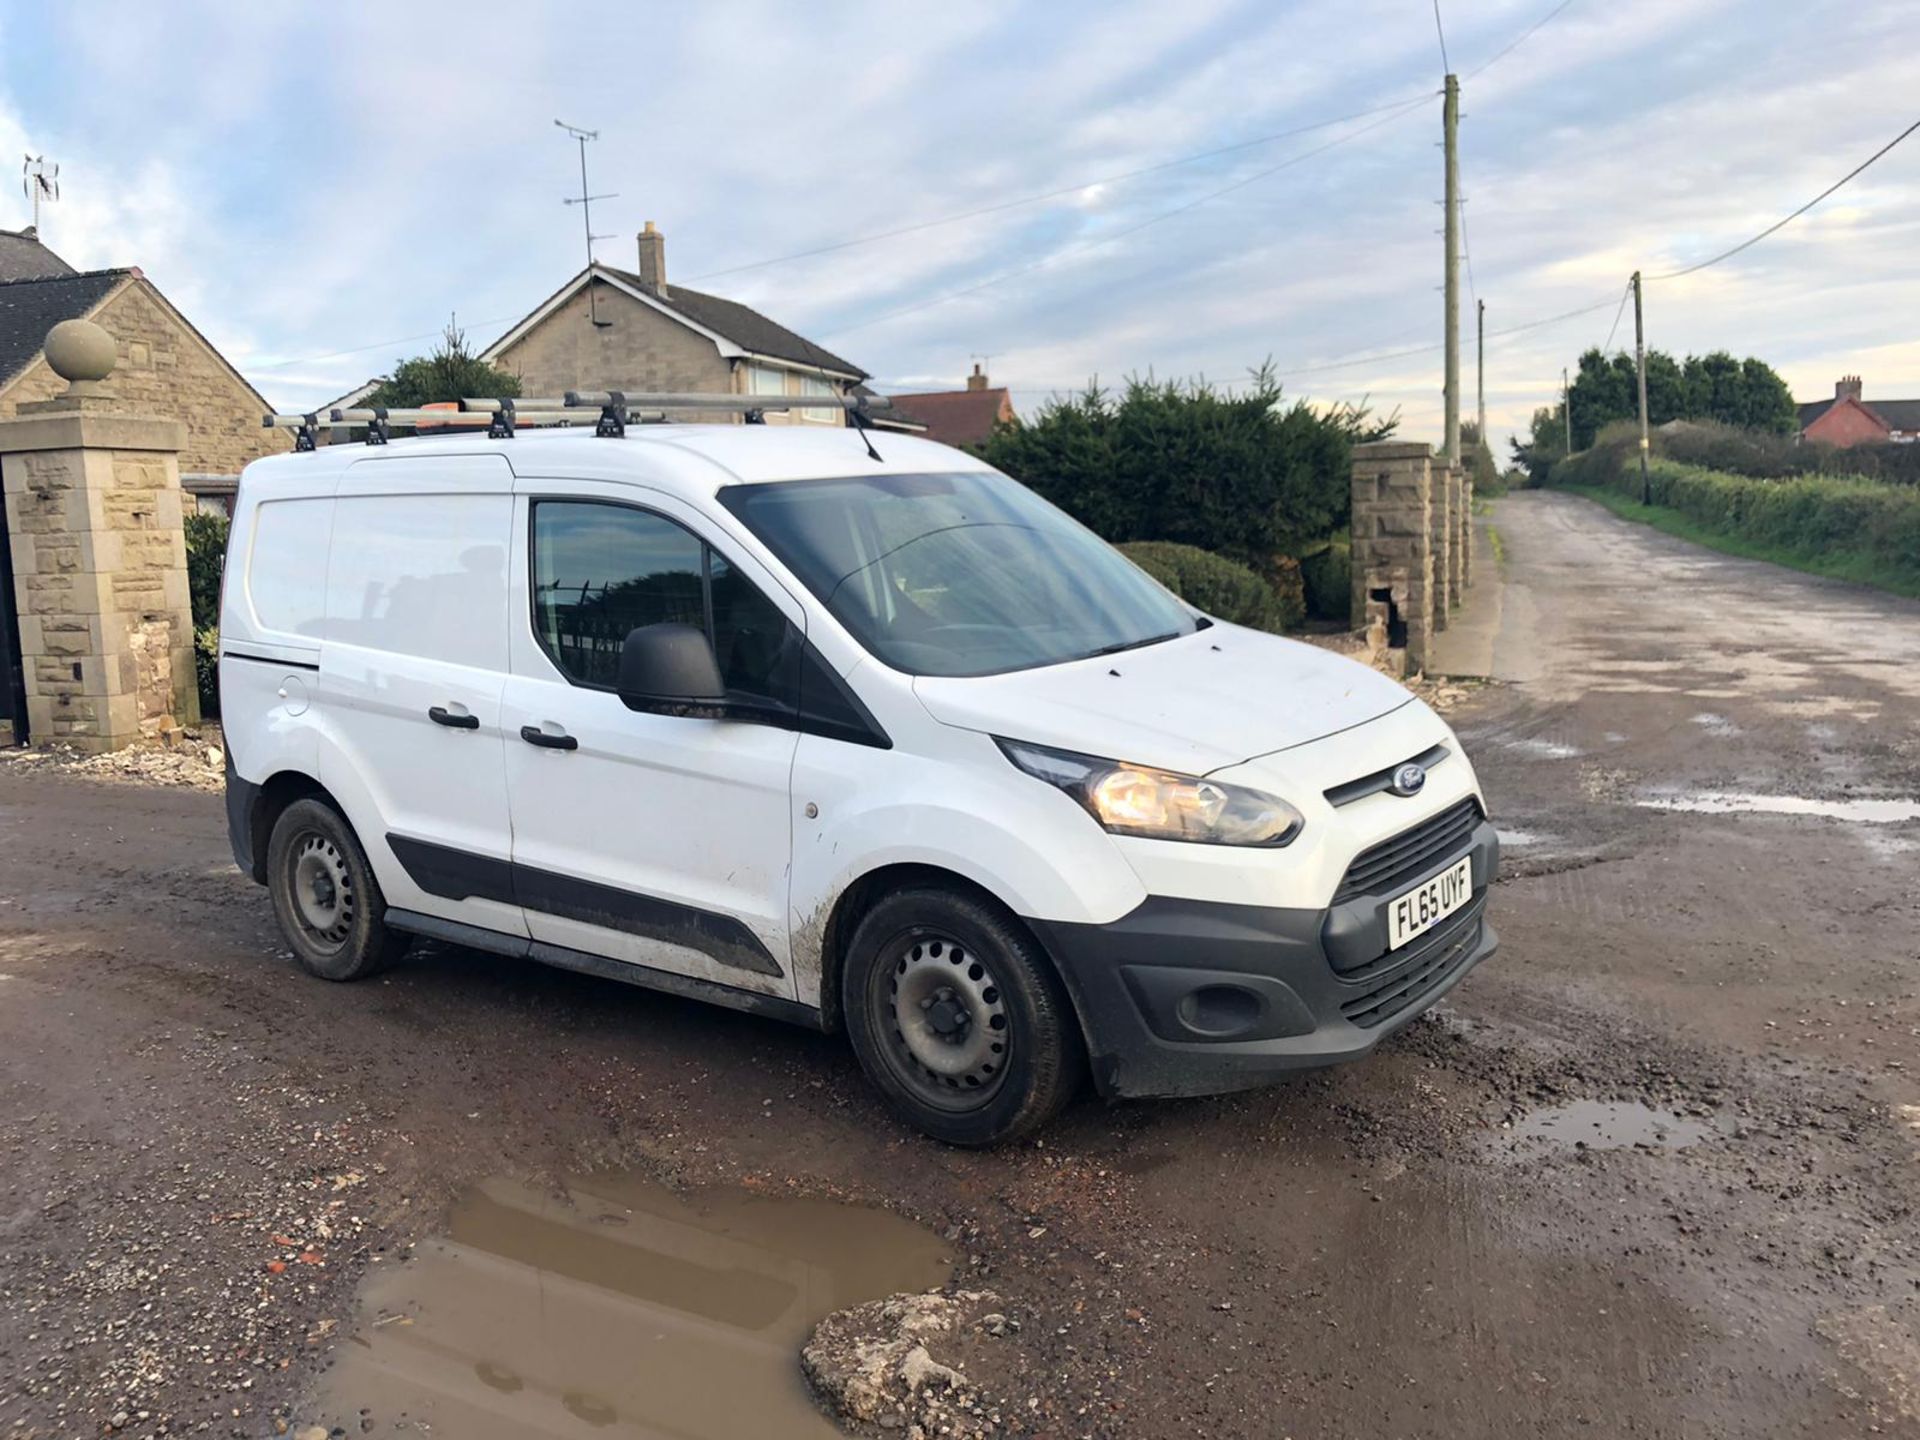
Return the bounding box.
[0,494,26,744]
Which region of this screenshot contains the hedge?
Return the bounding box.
[1299,537,1351,624]
[183,510,229,719]
[1118,541,1303,633]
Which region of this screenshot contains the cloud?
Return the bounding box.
[0,0,1914,447]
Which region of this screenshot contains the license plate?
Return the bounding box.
[1387,856,1474,950]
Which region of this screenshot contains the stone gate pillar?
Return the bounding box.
[1350,441,1434,672]
[1430,463,1454,629]
[1457,471,1473,590]
[0,319,195,752]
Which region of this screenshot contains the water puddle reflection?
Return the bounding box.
[310,1173,952,1438]
[1637,791,1920,824]
[1499,1100,1725,1158]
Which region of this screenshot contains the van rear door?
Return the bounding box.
[317,455,527,941]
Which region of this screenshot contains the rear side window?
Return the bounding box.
[531,500,794,701]
[324,495,511,670]
[247,498,334,637]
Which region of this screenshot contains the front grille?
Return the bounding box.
[1338,898,1484,1028]
[1332,797,1481,904]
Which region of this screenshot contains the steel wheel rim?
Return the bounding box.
[288,832,354,953]
[876,932,1011,1111]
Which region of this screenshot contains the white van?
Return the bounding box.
[221,407,1497,1145]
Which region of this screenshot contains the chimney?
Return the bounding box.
[966,361,988,392]
[637,221,668,298]
[1836,374,1863,402]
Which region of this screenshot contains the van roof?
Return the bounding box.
[238,424,996,495]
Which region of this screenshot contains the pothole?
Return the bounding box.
[1637,791,1920,824]
[1494,1100,1728,1158]
[302,1172,953,1438]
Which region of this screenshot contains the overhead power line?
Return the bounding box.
[684,95,1434,285]
[826,93,1434,339]
[1600,278,1632,352]
[1462,0,1580,81]
[1431,0,1452,74]
[1648,115,1920,280]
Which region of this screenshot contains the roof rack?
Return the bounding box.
[263,390,893,447]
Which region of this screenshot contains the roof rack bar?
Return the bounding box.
[561,391,891,413]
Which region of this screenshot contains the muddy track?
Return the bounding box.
[2,489,1918,1439]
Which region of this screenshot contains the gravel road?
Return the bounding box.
[1,488,1915,1439]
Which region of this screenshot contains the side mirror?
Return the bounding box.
[616,623,725,714]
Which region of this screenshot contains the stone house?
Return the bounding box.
[481,222,869,423]
[0,229,288,476]
[887,362,1017,449]
[1797,375,1920,447]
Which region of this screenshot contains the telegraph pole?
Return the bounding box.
[1632,269,1651,504]
[1475,297,1486,452]
[1562,367,1573,454]
[1442,74,1461,469]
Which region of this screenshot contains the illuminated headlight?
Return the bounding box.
[997,738,1304,847]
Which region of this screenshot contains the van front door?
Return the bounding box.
[499,487,801,1000]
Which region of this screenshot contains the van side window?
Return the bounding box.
[531,500,797,701]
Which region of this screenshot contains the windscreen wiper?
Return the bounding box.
[1085,630,1183,659]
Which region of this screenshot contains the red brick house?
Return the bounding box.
[887,363,1016,450]
[1797,375,1920,447]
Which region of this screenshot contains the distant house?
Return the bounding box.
[885,363,1017,450]
[0,228,287,477]
[1797,375,1920,447]
[481,222,868,424]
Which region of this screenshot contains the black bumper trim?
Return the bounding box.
[1025,821,1500,1100]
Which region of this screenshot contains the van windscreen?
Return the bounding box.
[717,472,1197,677]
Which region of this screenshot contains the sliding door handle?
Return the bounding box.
[520,725,578,751]
[428,706,479,730]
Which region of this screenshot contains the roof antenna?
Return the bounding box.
[556,120,617,328]
[849,402,884,464]
[21,154,59,236]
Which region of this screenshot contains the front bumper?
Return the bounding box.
[1027,818,1500,1099]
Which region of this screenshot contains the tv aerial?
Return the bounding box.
[22,154,59,232]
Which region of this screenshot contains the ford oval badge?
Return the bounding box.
[1390,762,1427,797]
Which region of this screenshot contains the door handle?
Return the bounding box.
[520,725,578,751]
[428,706,479,730]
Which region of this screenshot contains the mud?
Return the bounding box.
[302,1173,951,1438]
[1,488,1917,1439]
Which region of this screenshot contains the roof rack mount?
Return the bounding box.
[263,389,893,444]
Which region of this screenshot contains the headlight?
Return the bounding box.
[997,738,1303,847]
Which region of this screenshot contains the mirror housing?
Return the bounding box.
[616,623,726,714]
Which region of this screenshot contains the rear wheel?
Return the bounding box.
[842,885,1083,1147]
[266,798,409,981]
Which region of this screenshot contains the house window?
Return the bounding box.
[798,374,838,425]
[746,364,785,397]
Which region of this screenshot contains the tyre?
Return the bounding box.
[842,885,1085,1146]
[266,797,410,981]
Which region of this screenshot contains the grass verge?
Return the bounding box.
[1557,484,1920,600]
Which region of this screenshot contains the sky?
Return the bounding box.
[1,0,1915,455]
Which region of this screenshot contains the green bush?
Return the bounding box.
[1299,538,1351,624]
[978,365,1392,570]
[183,509,229,719]
[1118,541,1302,633]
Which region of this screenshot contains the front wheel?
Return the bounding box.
[266,797,410,981]
[842,886,1084,1146]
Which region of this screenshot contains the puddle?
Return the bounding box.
[309,1173,952,1438]
[1500,736,1583,760]
[1637,791,1920,824]
[1500,1101,1725,1156]
[1495,827,1558,849]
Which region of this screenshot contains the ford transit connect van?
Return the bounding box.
[221,413,1497,1145]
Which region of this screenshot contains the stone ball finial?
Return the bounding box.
[45,318,117,385]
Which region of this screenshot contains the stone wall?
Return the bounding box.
[0,279,288,476]
[1429,463,1454,630]
[1350,441,1435,672]
[1,405,195,751]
